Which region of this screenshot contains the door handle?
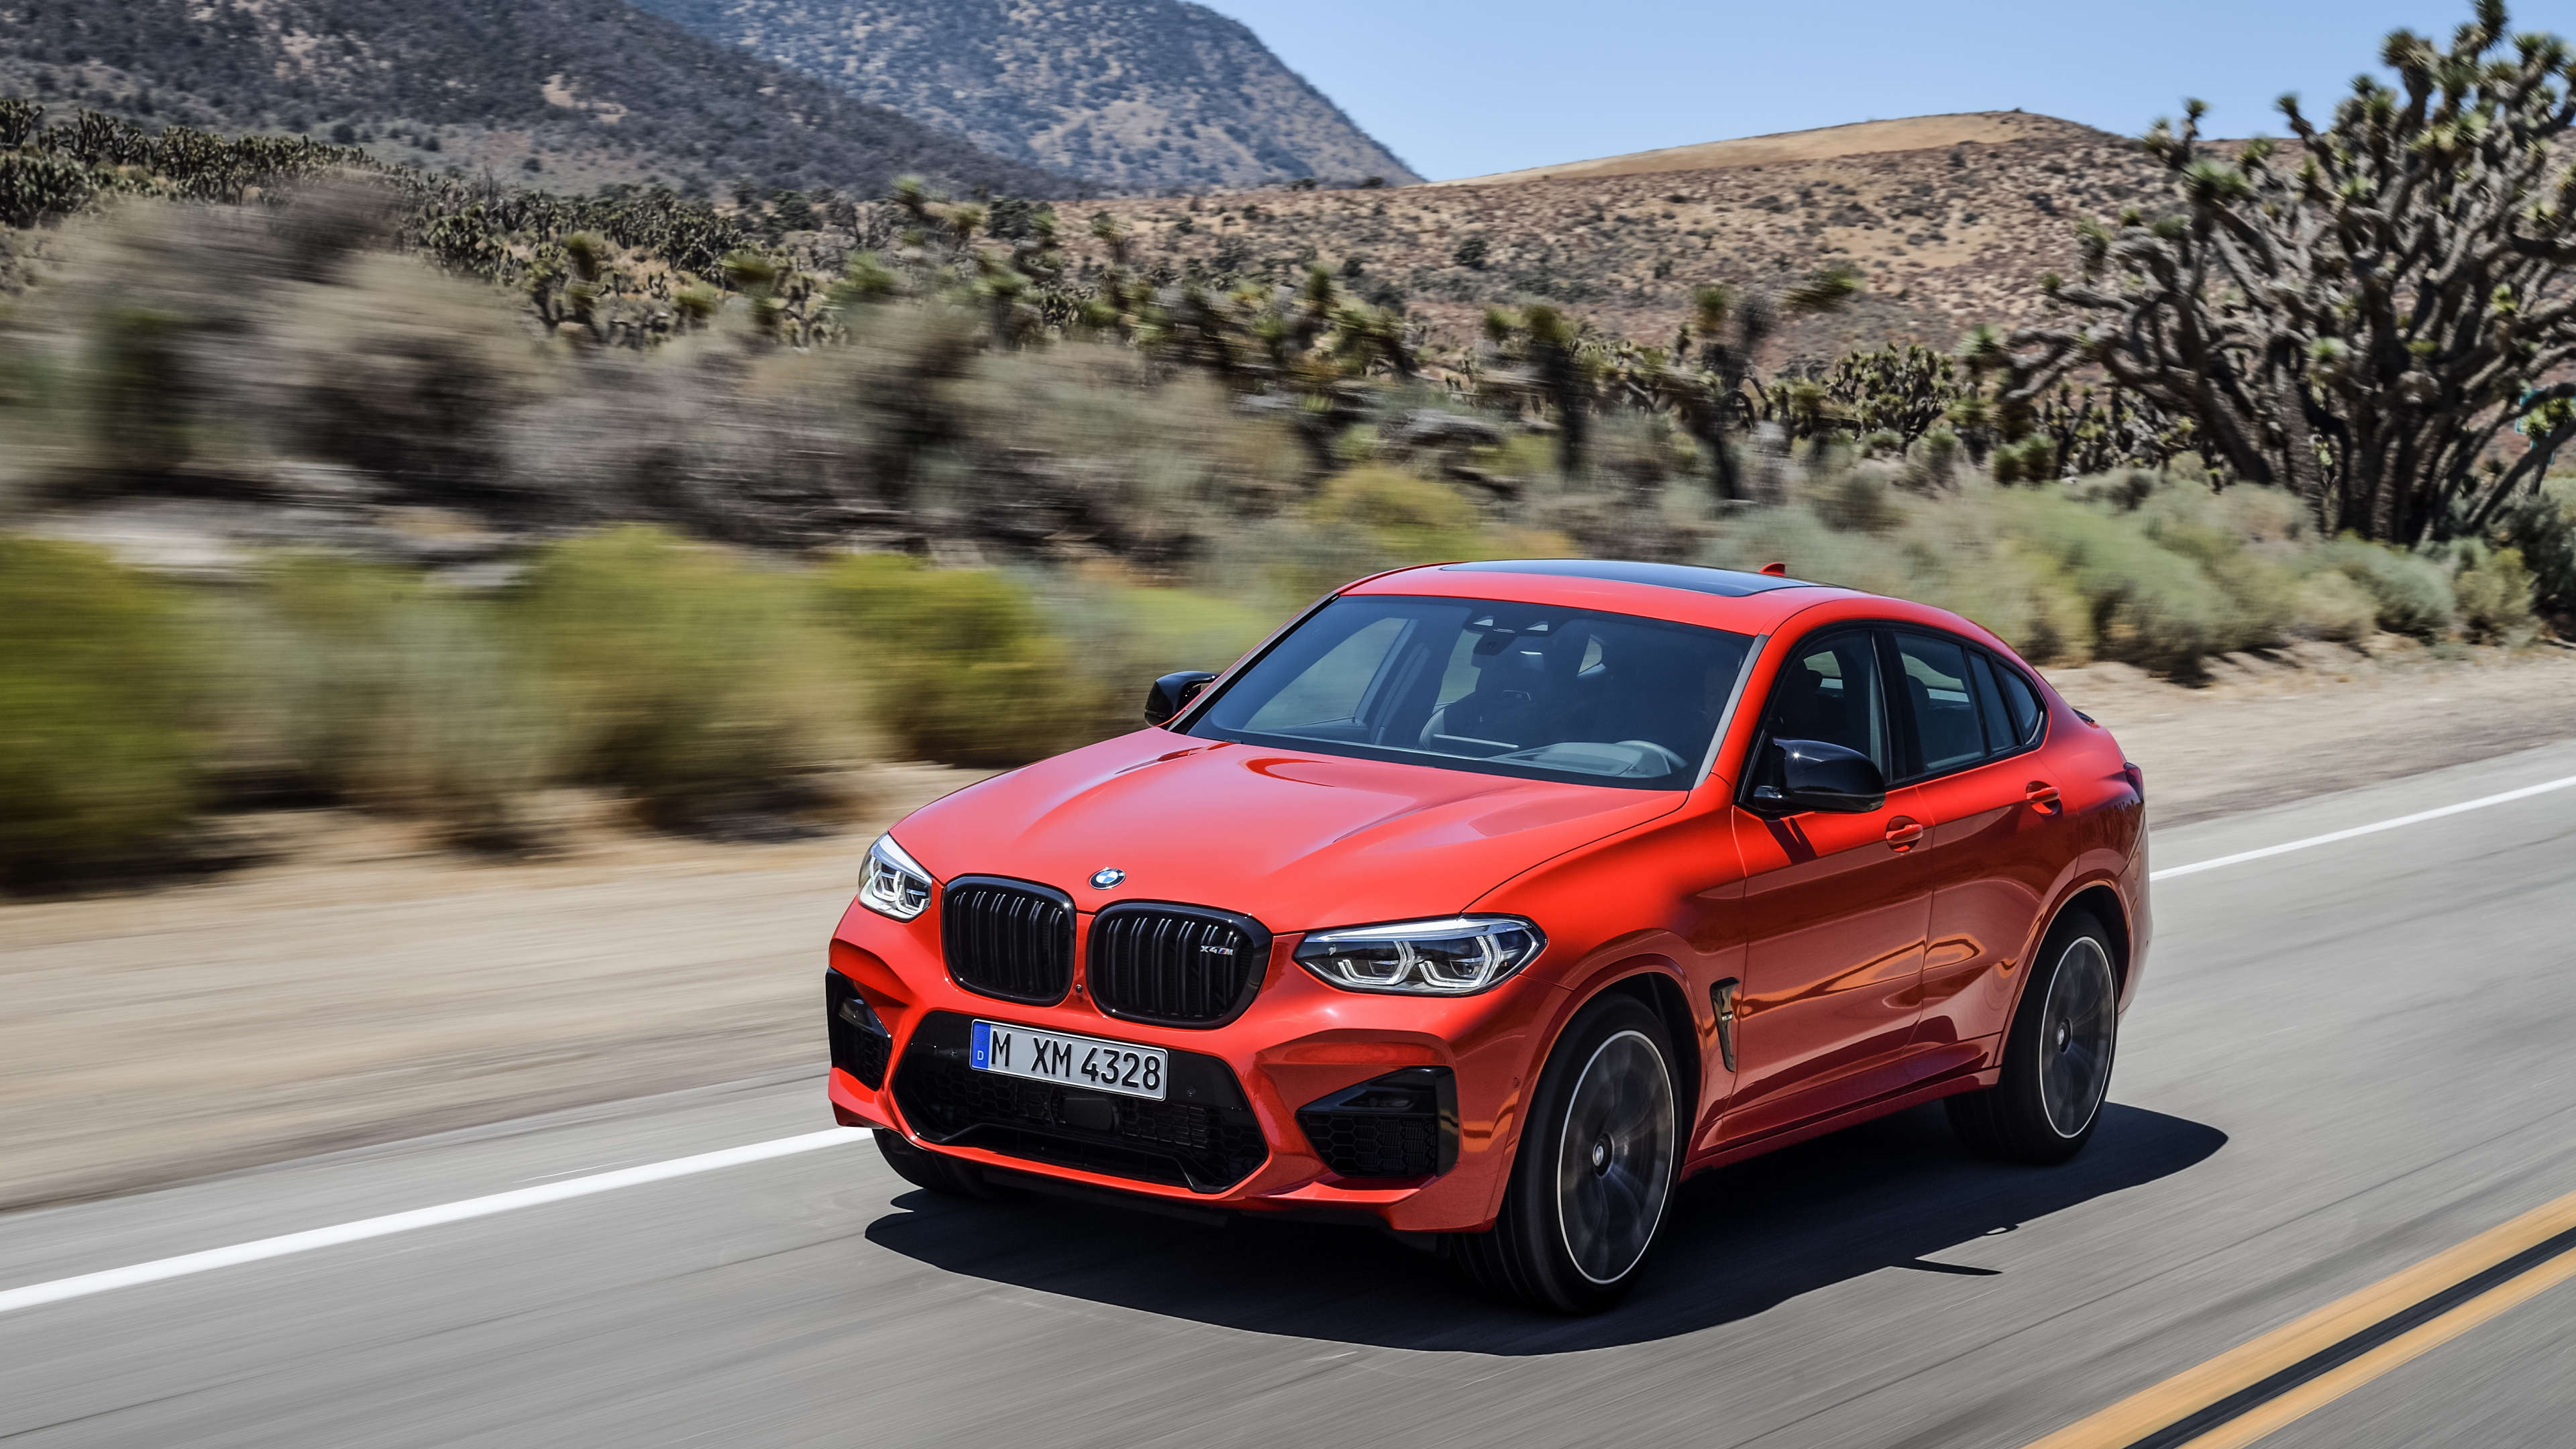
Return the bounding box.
[2025,782,2061,813]
[1884,816,1924,851]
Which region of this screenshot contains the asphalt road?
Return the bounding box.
[5,740,2576,1448]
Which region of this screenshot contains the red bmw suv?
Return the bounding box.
[824,559,2149,1312]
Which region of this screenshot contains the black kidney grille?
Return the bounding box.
[942,878,1075,1004]
[1087,904,1271,1026]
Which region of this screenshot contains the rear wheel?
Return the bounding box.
[1947,909,2119,1164]
[875,1128,1012,1199]
[1452,994,1678,1313]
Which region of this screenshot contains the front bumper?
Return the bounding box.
[825,898,1549,1234]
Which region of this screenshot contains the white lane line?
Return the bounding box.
[2153,772,2576,881]
[0,1127,867,1316]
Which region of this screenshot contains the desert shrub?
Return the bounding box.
[7,205,547,507]
[1813,464,1900,533]
[1050,582,1281,741]
[2324,539,2455,638]
[518,527,851,824]
[229,555,557,843]
[2132,486,2304,649]
[0,536,206,880]
[2492,476,2576,625]
[1705,470,2321,669]
[817,554,1081,767]
[2289,570,2377,641]
[2425,539,2538,644]
[1308,466,1483,561]
[1996,494,2241,670]
[1703,484,2103,660]
[1901,429,1963,492]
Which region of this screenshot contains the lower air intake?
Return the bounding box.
[824,970,890,1089]
[890,1012,1269,1193]
[1297,1067,1458,1180]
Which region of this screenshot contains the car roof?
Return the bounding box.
[1342,557,1868,635]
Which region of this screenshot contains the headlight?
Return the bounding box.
[857,833,934,921]
[1293,916,1546,996]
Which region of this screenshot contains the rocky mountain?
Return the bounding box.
[625,0,1418,192]
[0,0,1073,198]
[1082,113,2161,362]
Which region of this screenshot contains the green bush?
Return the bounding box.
[231,555,558,844]
[1986,492,2237,672]
[2290,569,2377,641]
[2426,539,2538,644]
[1055,582,1277,741]
[1307,466,1485,561]
[2325,538,2455,638]
[2132,487,2304,650]
[519,527,851,824]
[818,555,1081,767]
[0,536,205,880]
[1703,470,2334,669]
[2493,476,2576,625]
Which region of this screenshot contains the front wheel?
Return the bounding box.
[1451,994,1680,1313]
[1947,908,2120,1164]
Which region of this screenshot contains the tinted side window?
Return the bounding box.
[1992,659,2045,745]
[1760,632,1886,772]
[1968,652,2016,755]
[1892,631,1985,776]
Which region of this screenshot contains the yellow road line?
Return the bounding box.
[2171,1246,2576,1449]
[2023,1186,2576,1449]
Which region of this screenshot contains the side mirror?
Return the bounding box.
[1143,670,1218,727]
[1748,738,1886,814]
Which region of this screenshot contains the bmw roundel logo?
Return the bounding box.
[1089,867,1126,889]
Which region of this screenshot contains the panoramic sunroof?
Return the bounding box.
[1440,559,1818,596]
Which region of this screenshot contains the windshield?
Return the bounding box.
[1184,595,1755,790]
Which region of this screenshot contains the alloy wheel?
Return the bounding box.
[1554,1028,1676,1285]
[2037,937,2117,1138]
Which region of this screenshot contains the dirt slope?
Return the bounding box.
[1433,111,2096,186]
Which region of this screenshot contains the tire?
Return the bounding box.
[1451,994,1680,1313]
[875,1128,1012,1200]
[1947,908,2120,1165]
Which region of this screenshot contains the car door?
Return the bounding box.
[1718,627,1935,1144]
[1895,632,2073,1068]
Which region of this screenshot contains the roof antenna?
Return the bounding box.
[1759,561,1788,576]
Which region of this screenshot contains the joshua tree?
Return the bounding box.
[1471,304,1597,476]
[1663,263,1861,498]
[2010,1,2576,541]
[1823,342,1962,449]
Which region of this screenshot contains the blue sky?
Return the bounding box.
[1197,1,2567,180]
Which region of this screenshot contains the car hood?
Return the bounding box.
[893,731,1684,932]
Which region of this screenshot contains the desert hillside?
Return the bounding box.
[0,0,1071,196]
[631,0,1419,192]
[1082,111,2161,360]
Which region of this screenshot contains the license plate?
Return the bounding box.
[971,1020,1167,1101]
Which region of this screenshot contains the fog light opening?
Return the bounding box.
[1295,1066,1458,1180]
